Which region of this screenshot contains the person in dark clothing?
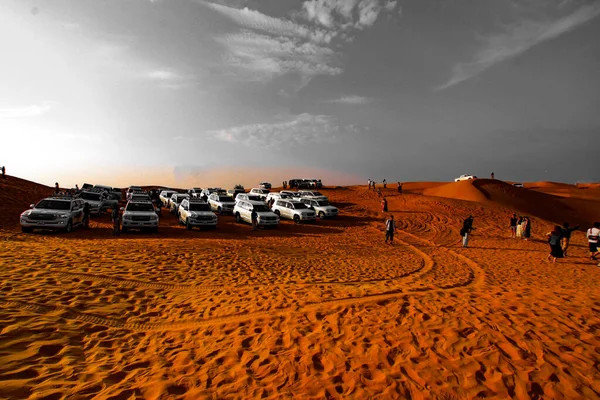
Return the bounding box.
[83,202,90,228]
[397,182,402,194]
[385,215,395,244]
[381,197,388,212]
[461,216,475,248]
[491,172,495,179]
[546,225,564,262]
[523,216,531,240]
[383,179,387,188]
[111,207,120,236]
[54,182,60,195]
[251,209,258,230]
[1,166,5,178]
[509,213,517,238]
[561,222,579,257]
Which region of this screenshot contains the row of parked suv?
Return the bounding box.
[19,185,338,233]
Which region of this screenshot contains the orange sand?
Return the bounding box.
[0,176,599,399]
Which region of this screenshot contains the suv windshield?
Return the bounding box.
[316,201,329,206]
[164,192,175,198]
[36,200,71,210]
[253,205,270,212]
[292,203,308,209]
[190,203,211,211]
[248,195,262,201]
[80,192,102,201]
[218,196,231,202]
[126,203,155,212]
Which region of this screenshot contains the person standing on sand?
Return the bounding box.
[112,207,120,236]
[383,179,387,188]
[54,182,60,195]
[385,215,395,244]
[1,166,5,178]
[516,216,523,239]
[524,217,531,240]
[546,226,564,263]
[509,213,518,238]
[381,197,388,212]
[251,209,258,231]
[561,222,579,257]
[461,216,475,248]
[368,179,371,188]
[83,202,90,229]
[587,222,600,261]
[491,172,495,179]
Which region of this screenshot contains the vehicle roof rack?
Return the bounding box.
[47,195,75,200]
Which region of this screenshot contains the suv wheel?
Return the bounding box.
[235,213,242,223]
[293,215,300,224]
[186,218,192,230]
[64,220,73,233]
[319,212,325,220]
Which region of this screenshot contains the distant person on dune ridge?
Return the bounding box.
[54,182,60,195]
[368,179,371,188]
[587,222,600,261]
[1,166,5,178]
[524,217,531,240]
[546,226,564,263]
[561,222,579,257]
[383,179,387,188]
[460,216,474,248]
[509,213,517,238]
[381,197,388,212]
[384,214,395,244]
[516,216,524,238]
[397,182,403,194]
[491,172,495,179]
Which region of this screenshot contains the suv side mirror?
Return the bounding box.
[30,204,35,208]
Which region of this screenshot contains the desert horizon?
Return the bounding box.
[1,173,600,399]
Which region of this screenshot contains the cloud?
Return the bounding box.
[326,95,373,104]
[0,102,54,119]
[145,68,196,89]
[207,113,359,147]
[300,0,398,30]
[437,3,600,90]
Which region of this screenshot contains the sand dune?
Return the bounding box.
[0,175,599,399]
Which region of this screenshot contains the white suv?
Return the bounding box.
[454,175,477,182]
[79,190,106,216]
[121,201,159,233]
[159,190,178,208]
[235,193,265,203]
[20,196,86,233]
[296,191,328,201]
[208,193,236,214]
[178,199,217,230]
[259,182,272,189]
[249,188,270,200]
[234,200,280,228]
[303,199,338,219]
[271,199,316,223]
[169,193,190,214]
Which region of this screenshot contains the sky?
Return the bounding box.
[1,0,599,188]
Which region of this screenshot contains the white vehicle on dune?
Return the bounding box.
[121,201,159,233]
[454,175,477,182]
[159,190,178,208]
[234,200,280,228]
[296,191,328,201]
[20,197,86,233]
[178,199,218,230]
[208,193,236,214]
[249,188,270,200]
[271,199,316,224]
[302,199,338,219]
[169,193,190,214]
[235,193,265,203]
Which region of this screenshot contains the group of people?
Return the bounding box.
[509,214,532,240]
[545,223,583,262]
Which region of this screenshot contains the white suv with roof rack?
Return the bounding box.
[208,193,236,214]
[296,191,328,201]
[178,199,218,230]
[20,196,86,233]
[302,198,338,219]
[121,201,159,233]
[235,193,265,203]
[271,199,316,223]
[249,188,270,200]
[234,200,280,228]
[78,190,107,216]
[159,190,178,208]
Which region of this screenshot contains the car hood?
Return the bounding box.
[27,208,68,215]
[218,201,236,206]
[256,211,278,218]
[82,199,102,206]
[123,211,157,217]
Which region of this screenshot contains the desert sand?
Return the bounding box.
[0,176,599,399]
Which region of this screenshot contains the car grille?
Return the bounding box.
[132,215,151,221]
[195,216,214,221]
[262,216,277,221]
[29,213,56,221]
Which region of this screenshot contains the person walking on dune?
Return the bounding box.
[385,215,396,244]
[516,216,523,239]
[461,216,474,248]
[381,197,388,213]
[561,222,579,257]
[587,222,600,261]
[397,182,403,194]
[509,213,517,238]
[1,166,5,179]
[383,179,387,189]
[112,207,120,236]
[546,226,564,263]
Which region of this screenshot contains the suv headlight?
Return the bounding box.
[21,210,32,217]
[58,213,69,218]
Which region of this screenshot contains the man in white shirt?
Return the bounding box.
[587,222,600,261]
